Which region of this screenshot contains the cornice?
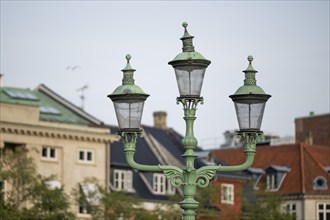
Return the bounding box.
[0,121,117,144]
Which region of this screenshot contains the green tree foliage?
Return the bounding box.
[72,177,181,220]
[242,189,295,220]
[196,185,221,218]
[0,148,74,220]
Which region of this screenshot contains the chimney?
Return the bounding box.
[153,111,167,129]
[304,131,313,145]
[0,73,3,87]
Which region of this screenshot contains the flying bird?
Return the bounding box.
[66,65,81,70]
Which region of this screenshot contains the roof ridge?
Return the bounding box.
[299,143,306,193]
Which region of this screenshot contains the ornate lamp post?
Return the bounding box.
[108,23,271,220]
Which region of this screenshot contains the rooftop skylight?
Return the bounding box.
[40,106,61,115]
[4,90,39,101]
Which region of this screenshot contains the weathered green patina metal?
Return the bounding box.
[230,55,270,97]
[117,98,264,220]
[109,54,149,99]
[109,23,270,220]
[168,22,211,66]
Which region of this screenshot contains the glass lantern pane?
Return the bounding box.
[234,102,266,131]
[113,101,145,129]
[174,66,206,97]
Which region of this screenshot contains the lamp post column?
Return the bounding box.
[178,98,203,220]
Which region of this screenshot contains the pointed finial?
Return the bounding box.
[247,55,253,63]
[122,54,135,85]
[122,54,135,72]
[182,22,188,30]
[244,55,257,73]
[243,55,257,85]
[180,22,195,52]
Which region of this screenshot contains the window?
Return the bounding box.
[41,146,57,160]
[246,167,265,190]
[45,180,61,190]
[317,203,330,220]
[153,173,175,195]
[314,176,328,190]
[285,203,297,219]
[267,173,277,190]
[79,183,101,215]
[113,170,133,192]
[78,149,94,163]
[266,166,290,191]
[39,106,61,115]
[4,89,39,101]
[221,183,234,205]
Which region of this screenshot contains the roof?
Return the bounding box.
[0,84,104,126]
[210,144,330,195]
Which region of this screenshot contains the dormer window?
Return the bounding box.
[313,176,328,190]
[245,167,264,190]
[112,169,134,192]
[267,173,277,190]
[266,166,290,191]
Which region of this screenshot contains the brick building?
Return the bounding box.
[295,113,330,146]
[210,143,330,220]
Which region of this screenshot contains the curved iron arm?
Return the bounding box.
[196,132,262,186]
[119,132,184,186]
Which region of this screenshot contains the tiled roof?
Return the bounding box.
[0,84,103,126]
[211,144,330,194]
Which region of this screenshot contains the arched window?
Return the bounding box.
[313,176,327,190]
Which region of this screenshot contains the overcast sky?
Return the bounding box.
[1,1,329,149]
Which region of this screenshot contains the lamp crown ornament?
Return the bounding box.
[121,54,135,85]
[181,22,195,52]
[243,55,258,86]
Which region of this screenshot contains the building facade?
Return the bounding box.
[295,113,330,146]
[0,84,117,219]
[211,143,330,220]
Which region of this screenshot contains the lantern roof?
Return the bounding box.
[231,56,270,97]
[109,54,149,99]
[168,22,210,67]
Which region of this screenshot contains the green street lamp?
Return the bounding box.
[108,22,271,220]
[108,54,149,132]
[168,22,211,98]
[230,55,271,132]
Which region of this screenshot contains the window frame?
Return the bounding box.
[221,183,234,205]
[313,176,328,190]
[77,149,95,164]
[41,146,58,161]
[78,183,101,216]
[112,169,133,192]
[285,203,297,219]
[152,173,175,195]
[317,203,330,220]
